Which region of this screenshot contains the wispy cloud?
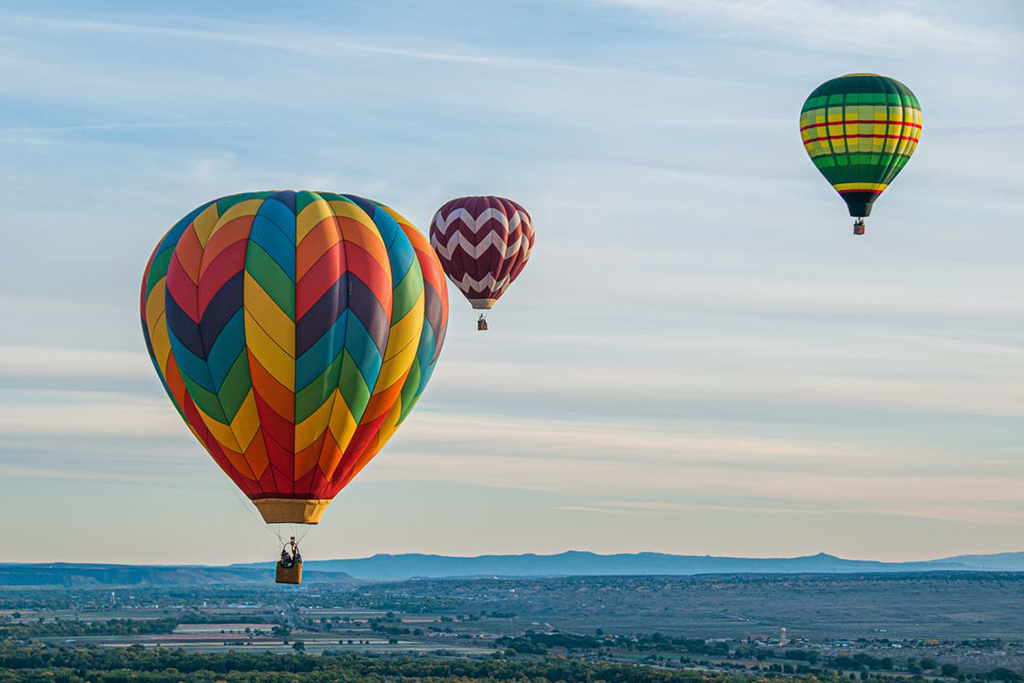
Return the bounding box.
[0,121,244,142]
[574,0,1023,56]
[0,389,179,437]
[0,346,151,380]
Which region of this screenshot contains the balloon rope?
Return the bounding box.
[224,478,281,543]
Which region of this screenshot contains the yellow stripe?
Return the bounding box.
[296,195,335,244]
[194,403,240,452]
[373,293,425,394]
[192,389,260,453]
[244,309,295,390]
[150,315,172,375]
[243,273,295,357]
[324,396,359,475]
[217,198,264,226]
[144,284,171,369]
[191,204,221,248]
[296,389,335,452]
[326,200,379,231]
[229,390,260,452]
[833,183,887,192]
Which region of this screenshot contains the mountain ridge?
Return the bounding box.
[5,550,1023,586]
[230,549,1020,580]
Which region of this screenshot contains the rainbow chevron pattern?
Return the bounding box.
[429,196,535,311]
[800,74,921,218]
[140,191,448,524]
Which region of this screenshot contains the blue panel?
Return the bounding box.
[167,326,216,393]
[343,311,384,388]
[250,214,296,281]
[296,310,350,390]
[206,309,245,389]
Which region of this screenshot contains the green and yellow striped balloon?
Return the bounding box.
[800,74,921,233]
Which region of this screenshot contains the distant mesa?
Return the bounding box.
[4,551,1023,587]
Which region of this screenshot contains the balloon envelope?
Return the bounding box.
[141,191,447,524]
[429,196,534,310]
[800,73,921,218]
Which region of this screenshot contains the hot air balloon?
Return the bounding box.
[140,191,447,582]
[800,74,921,235]
[429,196,534,330]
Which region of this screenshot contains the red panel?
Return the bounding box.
[296,240,346,320]
[165,252,199,321]
[197,239,248,318]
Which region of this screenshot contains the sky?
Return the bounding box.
[1,0,1024,565]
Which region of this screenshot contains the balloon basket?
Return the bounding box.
[853,219,865,236]
[477,318,488,331]
[275,559,302,585]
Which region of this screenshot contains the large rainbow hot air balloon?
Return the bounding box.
[429,196,534,330]
[800,74,922,235]
[140,191,447,581]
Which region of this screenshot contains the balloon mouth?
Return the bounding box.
[252,498,331,524]
[840,191,879,218]
[469,298,496,310]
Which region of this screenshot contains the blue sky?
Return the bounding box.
[1,0,1023,564]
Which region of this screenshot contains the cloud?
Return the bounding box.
[368,411,1024,512]
[0,12,560,70]
[559,500,1024,527]
[0,389,180,437]
[573,0,1023,56]
[0,346,152,381]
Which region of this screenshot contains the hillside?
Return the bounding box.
[233,550,979,579]
[0,563,357,587]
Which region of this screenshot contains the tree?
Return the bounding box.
[942,664,960,677]
[920,658,938,671]
[291,641,305,652]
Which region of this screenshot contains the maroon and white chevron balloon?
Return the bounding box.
[429,195,535,311]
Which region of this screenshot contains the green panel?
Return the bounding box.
[295,349,345,423]
[338,351,371,420]
[217,350,253,422]
[295,191,323,215]
[181,373,227,423]
[396,360,421,423]
[245,242,296,319]
[390,265,424,322]
[217,193,257,216]
[145,248,174,299]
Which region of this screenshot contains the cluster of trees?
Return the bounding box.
[0,619,179,640]
[829,654,893,671]
[0,586,464,616]
[367,614,410,637]
[495,630,733,656]
[2,643,1023,683]
[0,644,767,683]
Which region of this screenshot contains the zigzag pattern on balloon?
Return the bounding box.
[429,196,534,307]
[431,206,524,236]
[431,230,525,261]
[141,191,448,515]
[454,272,511,296]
